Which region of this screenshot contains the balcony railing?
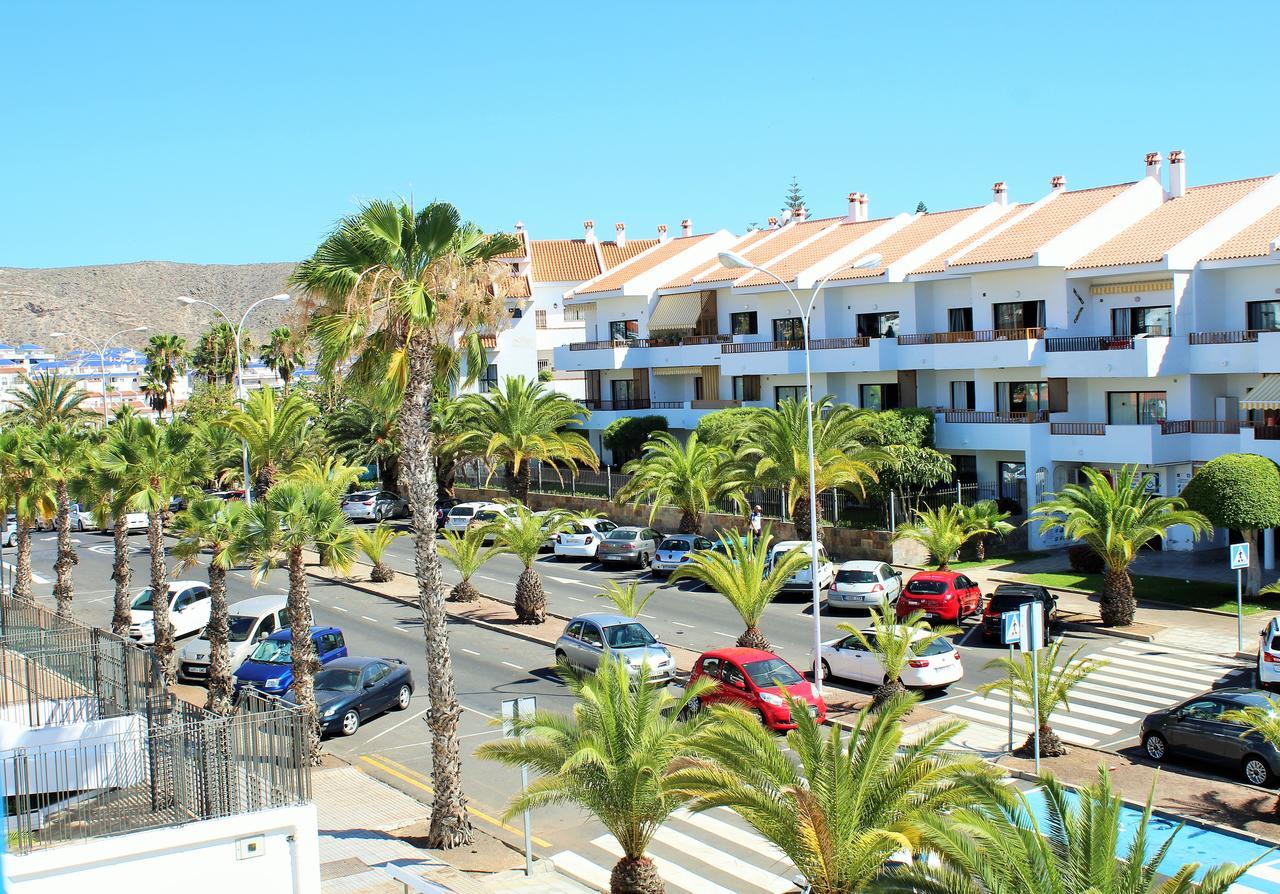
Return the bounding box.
[1050,422,1107,436]
[478,334,497,348]
[720,336,869,354]
[581,399,685,411]
[1160,419,1242,435]
[897,327,1045,346]
[1045,335,1135,352]
[569,334,731,351]
[942,410,1048,424]
[1189,330,1262,345]
[1253,425,1280,441]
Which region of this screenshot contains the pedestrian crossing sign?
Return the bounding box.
[1001,610,1021,646]
[1231,542,1251,570]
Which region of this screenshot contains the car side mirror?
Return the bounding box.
[731,677,747,690]
[363,680,375,690]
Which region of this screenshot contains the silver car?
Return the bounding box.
[554,612,675,683]
[595,526,662,569]
[652,534,715,575]
[827,560,903,610]
[342,490,409,522]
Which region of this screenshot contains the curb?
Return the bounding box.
[1057,620,1156,643]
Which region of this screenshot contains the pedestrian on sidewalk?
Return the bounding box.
[749,505,763,544]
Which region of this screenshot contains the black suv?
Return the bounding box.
[980,583,1057,642]
[1143,688,1280,786]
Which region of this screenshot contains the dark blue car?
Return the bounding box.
[233,626,348,697]
[285,656,415,736]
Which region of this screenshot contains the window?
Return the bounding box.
[856,311,900,339]
[258,613,278,636]
[509,307,523,319]
[609,319,639,342]
[948,307,974,333]
[580,624,603,648]
[1181,699,1225,721]
[993,300,1045,330]
[772,317,804,344]
[731,311,758,335]
[995,381,1049,415]
[732,375,760,402]
[694,376,704,401]
[998,461,1026,509]
[610,379,637,404]
[699,657,722,679]
[1112,305,1171,337]
[1248,300,1280,332]
[860,383,899,410]
[565,621,584,640]
[951,455,978,484]
[535,309,547,329]
[1107,391,1167,425]
[950,380,976,410]
[775,385,806,407]
[479,363,498,393]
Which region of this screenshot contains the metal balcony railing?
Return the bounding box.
[1045,335,1135,352]
[568,334,731,351]
[1160,420,1242,435]
[720,336,869,354]
[1050,422,1107,436]
[897,327,1044,346]
[1189,330,1262,345]
[581,399,684,411]
[942,410,1048,424]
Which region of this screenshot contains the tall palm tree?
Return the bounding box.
[238,482,356,763]
[893,503,992,571]
[616,432,744,533]
[224,386,318,493]
[327,393,402,490]
[836,607,959,707]
[192,322,251,386]
[1031,465,1211,627]
[4,370,90,426]
[0,426,54,601]
[87,415,146,635]
[24,425,86,618]
[671,692,999,894]
[139,367,169,417]
[460,376,597,503]
[478,657,722,894]
[259,326,305,390]
[962,498,1015,561]
[978,639,1107,757]
[489,506,572,623]
[143,334,188,418]
[439,527,503,602]
[293,198,517,847]
[880,767,1251,894]
[669,529,811,650]
[356,522,407,583]
[171,497,245,714]
[737,396,884,542]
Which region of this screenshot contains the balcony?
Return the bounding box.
[717,335,874,376]
[1159,419,1242,435]
[1045,335,1134,352]
[1048,421,1241,465]
[897,328,1044,370]
[1044,334,1179,377]
[933,409,1049,452]
[557,333,730,372]
[582,399,685,412]
[1188,329,1280,374]
[579,398,741,430]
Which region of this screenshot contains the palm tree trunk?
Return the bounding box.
[507,464,531,504]
[871,678,907,709]
[110,516,131,636]
[610,855,664,894]
[975,534,988,562]
[148,506,176,685]
[53,481,76,619]
[205,562,234,715]
[678,511,699,535]
[448,579,479,603]
[736,625,772,652]
[370,561,394,583]
[287,547,322,763]
[1021,723,1067,758]
[401,335,472,848]
[792,493,822,543]
[515,567,545,624]
[1100,565,1136,627]
[13,515,32,601]
[1244,528,1262,597]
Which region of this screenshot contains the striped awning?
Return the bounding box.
[652,365,701,376]
[648,292,704,331]
[1242,376,1280,410]
[1089,279,1173,296]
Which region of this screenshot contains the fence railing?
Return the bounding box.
[720,336,869,354]
[1252,425,1280,441]
[568,334,731,351]
[1189,330,1260,345]
[581,399,684,412]
[1160,419,1242,435]
[1045,335,1135,352]
[897,327,1044,346]
[941,410,1049,424]
[1050,422,1107,436]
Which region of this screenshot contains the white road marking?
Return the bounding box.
[1,563,49,584]
[671,621,696,629]
[713,631,737,639]
[651,825,793,893]
[673,808,789,863]
[567,596,585,602]
[639,613,656,620]
[393,626,413,635]
[477,574,505,584]
[549,575,598,589]
[550,851,612,892]
[360,615,378,623]
[364,706,429,744]
[330,605,349,612]
[501,661,523,670]
[461,648,480,656]
[591,835,738,894]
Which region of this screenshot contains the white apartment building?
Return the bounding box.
[554,152,1280,559]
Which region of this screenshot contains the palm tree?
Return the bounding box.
[24,425,86,618]
[431,396,474,500]
[192,322,251,386]
[489,506,573,623]
[87,416,147,635]
[143,334,188,418]
[5,370,89,426]
[139,367,169,417]
[224,386,318,494]
[1221,694,1280,793]
[0,426,54,601]
[978,639,1107,757]
[356,523,407,583]
[283,455,366,500]
[439,527,503,603]
[669,529,811,650]
[880,767,1252,894]
[238,482,356,763]
[259,326,305,390]
[836,607,959,707]
[171,497,245,714]
[460,376,598,503]
[671,692,999,894]
[894,503,991,571]
[478,657,721,894]
[327,393,402,491]
[293,198,518,847]
[737,396,884,542]
[616,432,744,533]
[962,498,1015,561]
[1031,465,1211,627]
[593,580,656,618]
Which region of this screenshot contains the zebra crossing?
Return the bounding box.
[944,640,1248,747]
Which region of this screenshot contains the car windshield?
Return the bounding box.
[989,594,1036,613]
[131,588,165,610]
[249,639,292,664]
[607,530,638,541]
[449,506,475,517]
[603,623,656,649]
[347,491,377,502]
[743,657,803,688]
[836,569,877,584]
[659,538,693,551]
[227,615,257,643]
[314,668,360,691]
[913,639,954,657]
[906,579,948,596]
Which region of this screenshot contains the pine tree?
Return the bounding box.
[782,177,808,217]
[916,200,929,213]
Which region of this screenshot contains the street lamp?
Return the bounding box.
[177,293,290,504]
[51,326,148,422]
[717,249,882,698]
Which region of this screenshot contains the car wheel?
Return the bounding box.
[1243,755,1275,787]
[1143,732,1168,761]
[393,685,411,711]
[756,709,772,730]
[639,551,651,569]
[340,710,360,736]
[554,649,568,667]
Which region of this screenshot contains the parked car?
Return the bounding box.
[767,541,835,593]
[469,504,518,541]
[554,613,676,683]
[687,647,826,731]
[596,526,663,569]
[178,594,288,683]
[827,560,902,610]
[442,501,499,533]
[554,518,619,559]
[1142,688,1280,786]
[208,489,246,502]
[895,571,983,623]
[234,626,349,697]
[106,509,149,533]
[652,534,715,575]
[342,489,409,522]
[37,502,96,532]
[2,515,15,547]
[1258,617,1280,692]
[284,656,414,736]
[810,627,962,691]
[981,583,1058,642]
[129,581,212,644]
[436,497,460,527]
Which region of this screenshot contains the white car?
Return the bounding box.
[1259,617,1280,691]
[104,510,148,533]
[828,560,903,610]
[468,504,518,540]
[442,501,502,534]
[2,515,15,547]
[811,626,963,691]
[179,594,288,683]
[767,540,835,592]
[129,581,213,644]
[554,518,618,559]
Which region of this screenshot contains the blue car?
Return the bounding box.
[285,656,414,737]
[233,626,348,696]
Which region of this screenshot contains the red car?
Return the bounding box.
[687,647,826,731]
[895,571,983,623]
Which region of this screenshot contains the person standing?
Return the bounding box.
[749,505,763,542]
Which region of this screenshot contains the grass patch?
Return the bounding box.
[949,551,1048,571]
[1019,571,1277,615]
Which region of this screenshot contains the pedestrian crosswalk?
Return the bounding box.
[944,640,1247,748]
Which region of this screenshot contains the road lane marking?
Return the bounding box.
[364,706,428,744]
[671,621,695,629]
[638,613,656,620]
[461,648,480,656]
[393,626,412,635]
[330,605,349,612]
[549,575,598,589]
[713,631,736,639]
[501,661,523,670]
[592,834,738,894]
[360,615,378,623]
[477,575,506,584]
[567,596,584,602]
[651,825,793,892]
[1,563,49,584]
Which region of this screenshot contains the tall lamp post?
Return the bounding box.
[177,293,290,504]
[51,326,149,423]
[716,250,881,697]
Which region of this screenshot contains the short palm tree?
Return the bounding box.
[1032,465,1211,627]
[356,522,407,582]
[837,607,959,708]
[669,528,811,650]
[24,424,86,618]
[879,766,1252,894]
[478,657,722,894]
[671,692,1000,894]
[978,639,1107,757]
[460,376,598,503]
[962,498,1015,561]
[283,455,366,500]
[894,503,990,571]
[224,386,318,494]
[327,393,402,491]
[594,580,656,618]
[489,506,573,623]
[616,432,744,533]
[0,426,54,601]
[5,370,89,426]
[439,526,504,603]
[259,326,305,390]
[171,497,245,714]
[143,334,188,418]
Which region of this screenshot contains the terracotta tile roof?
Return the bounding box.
[734,217,895,287]
[600,239,659,270]
[1069,178,1271,269]
[910,205,1024,275]
[577,235,715,295]
[1202,203,1280,262]
[949,183,1134,267]
[530,239,602,282]
[825,207,984,282]
[493,231,528,259]
[685,218,841,288]
[660,229,774,290]
[500,273,532,299]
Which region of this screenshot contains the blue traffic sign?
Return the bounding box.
[1001,610,1021,646]
[1231,542,1251,570]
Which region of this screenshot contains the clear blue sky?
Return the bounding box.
[4,1,1278,267]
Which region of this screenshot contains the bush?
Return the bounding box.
[602,415,668,466]
[1181,453,1280,531]
[694,406,763,450]
[1068,544,1105,574]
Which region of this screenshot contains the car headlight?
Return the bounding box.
[323,706,338,718]
[265,678,282,688]
[759,692,786,707]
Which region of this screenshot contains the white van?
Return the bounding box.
[178,594,288,683]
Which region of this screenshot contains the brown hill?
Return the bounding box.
[0,260,305,351]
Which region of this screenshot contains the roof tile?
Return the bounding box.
[825,207,985,282]
[600,239,659,270]
[689,218,841,287]
[734,217,895,287]
[1202,203,1280,262]
[910,205,1024,275]
[577,235,715,295]
[529,239,601,282]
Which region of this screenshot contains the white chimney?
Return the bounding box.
[1144,152,1162,182]
[992,181,1008,207]
[583,220,597,243]
[657,224,669,243]
[680,218,692,237]
[846,192,859,221]
[1050,175,1066,191]
[614,222,625,247]
[857,193,869,222]
[794,207,807,222]
[780,209,793,226]
[1169,150,1186,198]
[767,216,779,229]
[515,220,525,232]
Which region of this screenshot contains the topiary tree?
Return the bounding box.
[693,406,764,452]
[1181,454,1280,597]
[602,415,667,466]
